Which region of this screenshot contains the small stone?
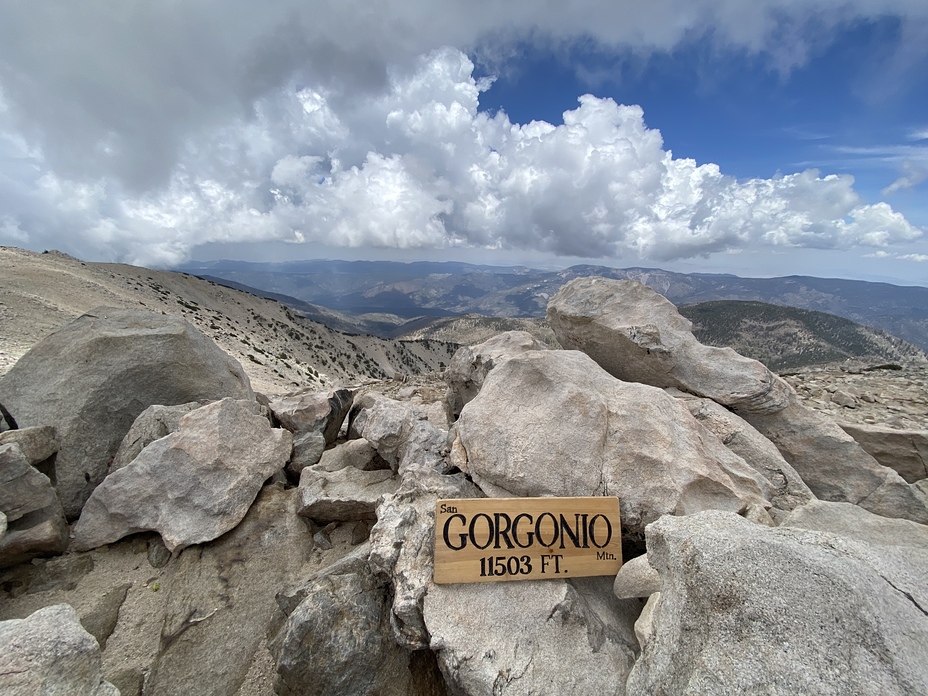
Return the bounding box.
[351,520,372,545]
[831,390,857,408]
[147,537,171,569]
[613,553,661,599]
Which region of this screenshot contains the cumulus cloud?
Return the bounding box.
[0,2,926,265]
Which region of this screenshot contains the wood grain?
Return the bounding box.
[433,497,622,584]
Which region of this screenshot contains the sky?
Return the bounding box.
[1,1,927,286]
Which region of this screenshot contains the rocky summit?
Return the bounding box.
[1,276,927,695]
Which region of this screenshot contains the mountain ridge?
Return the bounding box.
[177,259,928,350]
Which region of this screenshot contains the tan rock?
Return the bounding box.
[72,398,291,553]
[297,465,398,522]
[0,308,254,519]
[548,278,792,413]
[444,330,548,418]
[456,350,773,539]
[0,604,118,695]
[839,422,928,483]
[548,277,928,524]
[613,553,661,599]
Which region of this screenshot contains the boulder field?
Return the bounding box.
[1,284,927,695]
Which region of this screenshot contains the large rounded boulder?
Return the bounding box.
[454,349,774,538]
[0,307,254,518]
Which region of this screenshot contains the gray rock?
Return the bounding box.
[634,591,660,650]
[0,425,59,471]
[831,389,857,407]
[80,582,131,651]
[0,307,254,518]
[0,508,70,568]
[369,467,483,649]
[425,577,638,696]
[297,465,398,522]
[456,350,773,538]
[312,527,334,550]
[783,499,928,549]
[72,398,292,553]
[349,393,450,474]
[548,278,792,413]
[445,330,548,419]
[613,553,661,599]
[0,442,60,523]
[0,604,119,695]
[147,537,172,569]
[316,437,390,472]
[0,510,5,539]
[626,511,928,695]
[286,430,326,478]
[270,545,424,696]
[421,400,450,430]
[10,553,95,594]
[548,278,928,524]
[109,401,208,472]
[839,422,928,483]
[275,543,371,616]
[745,394,928,524]
[269,387,353,443]
[145,484,314,696]
[351,519,372,545]
[680,395,814,515]
[0,442,68,567]
[109,669,144,696]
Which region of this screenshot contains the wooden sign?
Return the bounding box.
[433,497,622,584]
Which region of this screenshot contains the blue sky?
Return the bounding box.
[479,17,927,218]
[1,2,926,285]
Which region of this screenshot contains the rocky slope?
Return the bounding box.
[680,300,926,371]
[0,247,457,395]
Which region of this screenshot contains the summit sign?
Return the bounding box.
[433,497,622,584]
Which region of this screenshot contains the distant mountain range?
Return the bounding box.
[177,259,928,351]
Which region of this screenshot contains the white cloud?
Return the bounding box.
[2,1,927,189]
[908,127,928,141]
[881,160,928,195]
[1,4,927,265]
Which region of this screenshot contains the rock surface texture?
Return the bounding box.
[270,387,354,442]
[549,277,928,524]
[0,604,119,695]
[109,401,209,472]
[0,307,254,518]
[350,393,451,474]
[839,422,928,483]
[425,577,638,696]
[444,330,547,418]
[678,394,814,518]
[298,464,398,522]
[455,349,774,537]
[271,545,433,696]
[145,484,314,696]
[72,398,291,552]
[0,435,68,567]
[548,277,792,413]
[626,511,928,695]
